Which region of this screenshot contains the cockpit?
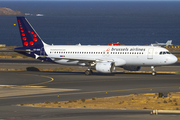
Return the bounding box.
[159,51,171,55]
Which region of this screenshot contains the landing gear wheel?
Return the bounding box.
[85,70,92,75]
[152,71,156,76]
[151,66,156,76]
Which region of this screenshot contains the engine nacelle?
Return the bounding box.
[95,62,115,73]
[123,66,141,71]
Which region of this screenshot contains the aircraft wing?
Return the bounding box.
[48,56,113,63]
[51,57,95,62]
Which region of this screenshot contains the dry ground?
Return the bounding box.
[18,92,180,110]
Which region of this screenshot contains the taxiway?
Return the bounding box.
[0,59,180,120]
[0,70,180,119]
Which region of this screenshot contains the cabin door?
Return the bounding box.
[147,48,153,59]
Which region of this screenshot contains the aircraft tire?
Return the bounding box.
[85,70,92,75]
[152,72,156,76]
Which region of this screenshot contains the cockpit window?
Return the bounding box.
[166,52,171,54]
[159,51,171,55]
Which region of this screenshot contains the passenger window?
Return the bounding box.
[159,52,162,55]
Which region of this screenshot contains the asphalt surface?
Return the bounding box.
[0,59,180,120]
[0,58,180,72]
[0,71,180,119]
[0,58,180,66]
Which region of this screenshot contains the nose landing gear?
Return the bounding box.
[151,66,156,76]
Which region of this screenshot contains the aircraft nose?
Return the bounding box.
[168,55,178,64]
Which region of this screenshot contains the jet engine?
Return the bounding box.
[122,66,141,71]
[95,62,115,73]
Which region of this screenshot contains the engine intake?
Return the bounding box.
[95,62,115,73]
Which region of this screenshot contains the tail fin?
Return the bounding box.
[166,40,172,46]
[17,16,47,48]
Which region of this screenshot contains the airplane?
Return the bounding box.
[14,17,178,76]
[151,40,172,47]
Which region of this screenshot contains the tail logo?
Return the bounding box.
[18,20,39,47]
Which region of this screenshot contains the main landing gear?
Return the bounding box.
[85,65,93,75]
[151,66,156,76]
[85,69,93,75]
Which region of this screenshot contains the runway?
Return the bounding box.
[0,70,180,120]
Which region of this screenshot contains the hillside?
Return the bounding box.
[0,7,23,16]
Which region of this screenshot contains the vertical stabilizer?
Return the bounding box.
[17,16,47,48]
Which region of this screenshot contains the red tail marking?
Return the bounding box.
[21,33,25,36]
[22,37,27,41]
[30,41,34,45]
[24,41,28,46]
[18,20,21,24]
[33,38,38,42]
[33,34,37,37]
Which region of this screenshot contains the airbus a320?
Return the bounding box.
[14,17,178,76]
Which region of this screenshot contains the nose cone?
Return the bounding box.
[168,55,178,64]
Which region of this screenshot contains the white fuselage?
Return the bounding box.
[44,45,177,67]
[16,16,178,75]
